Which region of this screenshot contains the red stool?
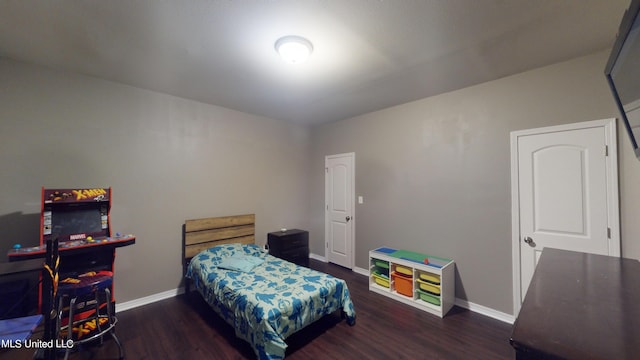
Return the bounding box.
[56,272,124,360]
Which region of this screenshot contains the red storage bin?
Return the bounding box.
[391,272,413,297]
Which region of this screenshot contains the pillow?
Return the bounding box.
[195,243,267,265]
[206,243,246,258]
[217,254,265,272]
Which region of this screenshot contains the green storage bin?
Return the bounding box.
[417,288,441,306]
[373,259,389,269]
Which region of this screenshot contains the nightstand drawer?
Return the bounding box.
[283,236,308,248]
[267,229,309,268]
[280,245,309,259]
[267,229,309,252]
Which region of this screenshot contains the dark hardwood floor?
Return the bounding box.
[3,259,515,359]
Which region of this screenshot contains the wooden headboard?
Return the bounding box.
[183,214,255,292]
[183,213,256,261]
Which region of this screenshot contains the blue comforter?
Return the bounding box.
[186,243,356,359]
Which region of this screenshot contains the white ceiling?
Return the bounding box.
[0,0,630,125]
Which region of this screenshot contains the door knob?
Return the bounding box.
[524,236,533,245]
[346,216,351,222]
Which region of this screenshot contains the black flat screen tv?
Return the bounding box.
[605,0,640,160]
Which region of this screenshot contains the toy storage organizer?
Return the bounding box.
[369,247,455,318]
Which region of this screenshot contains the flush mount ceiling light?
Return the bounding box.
[275,36,313,64]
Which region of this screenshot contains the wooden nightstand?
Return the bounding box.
[267,229,309,267]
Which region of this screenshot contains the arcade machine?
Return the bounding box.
[39,188,134,314]
[8,187,134,357]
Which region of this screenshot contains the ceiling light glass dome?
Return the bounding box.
[275,36,313,64]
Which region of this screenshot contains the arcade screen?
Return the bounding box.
[51,206,103,237]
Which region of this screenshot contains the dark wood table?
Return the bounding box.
[510,248,640,359]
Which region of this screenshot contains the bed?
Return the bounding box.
[182,214,356,360]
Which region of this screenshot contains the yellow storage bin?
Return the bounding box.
[372,273,390,288]
[394,264,412,276]
[418,272,440,285]
[416,278,441,295]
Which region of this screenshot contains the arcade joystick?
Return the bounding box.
[116,232,121,237]
[13,244,21,250]
[87,236,95,243]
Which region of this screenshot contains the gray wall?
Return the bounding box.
[3,50,640,317]
[0,58,311,302]
[309,50,640,315]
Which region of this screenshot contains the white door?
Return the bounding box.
[511,119,619,313]
[325,153,355,268]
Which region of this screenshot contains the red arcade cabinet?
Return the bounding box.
[9,187,135,314]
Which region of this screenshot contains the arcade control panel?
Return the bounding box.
[7,234,136,261]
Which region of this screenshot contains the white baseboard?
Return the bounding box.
[309,253,326,262]
[116,287,184,313]
[454,298,514,324]
[309,253,372,277]
[116,256,515,324]
[352,266,368,276]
